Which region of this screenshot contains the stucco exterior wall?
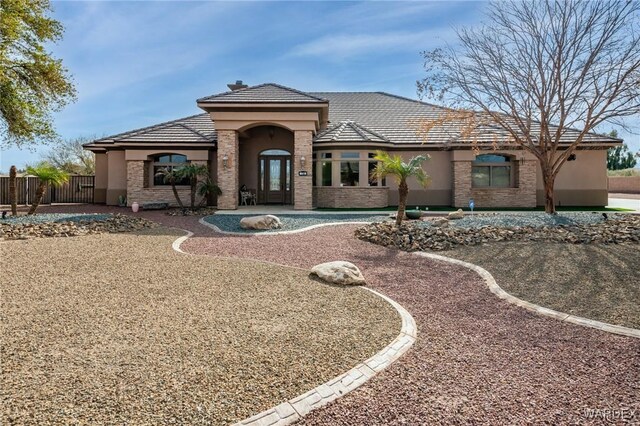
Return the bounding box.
[106,150,127,205]
[536,150,608,206]
[385,150,452,206]
[94,153,108,203]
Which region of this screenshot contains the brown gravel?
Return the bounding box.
[439,242,640,329]
[11,205,640,424]
[0,228,399,425]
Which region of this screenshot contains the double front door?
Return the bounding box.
[259,155,292,204]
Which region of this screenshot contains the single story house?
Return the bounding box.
[84,81,620,209]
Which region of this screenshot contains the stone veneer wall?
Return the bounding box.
[293,130,314,210]
[216,130,239,209]
[314,187,389,208]
[126,160,207,207]
[453,159,537,208]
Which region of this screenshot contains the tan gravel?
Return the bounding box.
[439,241,640,329]
[0,228,399,425]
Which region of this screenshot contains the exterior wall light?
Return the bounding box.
[300,156,306,167]
[222,154,229,168]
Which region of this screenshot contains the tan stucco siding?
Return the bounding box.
[106,150,127,205]
[94,153,108,203]
[536,150,608,206]
[385,150,452,206]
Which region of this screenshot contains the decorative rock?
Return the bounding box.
[239,215,283,230]
[142,202,169,210]
[310,261,366,286]
[448,209,464,219]
[431,217,450,228]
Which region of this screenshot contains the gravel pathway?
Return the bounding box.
[13,205,640,424]
[1,228,398,425]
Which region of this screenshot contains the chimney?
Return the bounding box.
[227,80,248,91]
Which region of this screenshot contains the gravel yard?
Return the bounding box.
[0,212,112,224]
[0,228,399,425]
[420,211,606,228]
[178,222,639,425]
[203,213,388,233]
[439,242,640,329]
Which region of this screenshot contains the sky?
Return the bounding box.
[1,0,638,172]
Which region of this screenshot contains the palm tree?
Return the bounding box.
[176,164,209,210]
[197,177,222,207]
[370,151,431,226]
[155,167,185,210]
[26,163,69,215]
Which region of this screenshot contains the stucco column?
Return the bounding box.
[216,130,239,209]
[293,130,313,210]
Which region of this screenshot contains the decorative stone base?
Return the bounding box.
[314,187,389,208]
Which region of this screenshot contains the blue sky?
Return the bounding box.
[1,0,638,171]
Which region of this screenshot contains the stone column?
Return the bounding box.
[126,160,145,206]
[216,130,239,209]
[293,130,313,210]
[452,160,472,208]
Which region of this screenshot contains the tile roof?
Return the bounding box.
[88,87,621,148]
[90,114,216,145]
[314,120,389,143]
[197,83,328,104]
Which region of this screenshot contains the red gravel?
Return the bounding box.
[27,205,640,424]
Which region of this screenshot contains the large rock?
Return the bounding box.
[310,261,366,286]
[431,217,450,228]
[448,209,464,220]
[239,215,282,230]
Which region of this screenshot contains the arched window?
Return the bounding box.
[259,149,290,156]
[152,154,189,186]
[472,154,513,188]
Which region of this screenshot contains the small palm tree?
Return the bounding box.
[370,151,431,226]
[26,163,69,215]
[176,164,210,210]
[155,167,185,210]
[197,177,222,207]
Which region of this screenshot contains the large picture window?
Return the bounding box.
[153,154,189,186]
[472,154,512,188]
[313,153,333,186]
[340,152,360,186]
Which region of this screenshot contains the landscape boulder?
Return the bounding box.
[310,261,366,286]
[448,209,465,220]
[431,217,450,228]
[239,215,283,230]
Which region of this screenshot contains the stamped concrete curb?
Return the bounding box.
[199,217,374,236]
[171,228,418,426]
[414,252,640,339]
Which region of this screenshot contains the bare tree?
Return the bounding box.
[418,0,640,213]
[41,136,95,174]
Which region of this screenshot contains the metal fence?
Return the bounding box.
[0,175,95,205]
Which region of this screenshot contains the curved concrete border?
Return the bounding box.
[414,252,640,339]
[171,228,417,426]
[199,216,376,236]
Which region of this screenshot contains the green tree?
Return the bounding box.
[418,0,640,214]
[607,130,637,170]
[25,162,69,215]
[41,136,95,174]
[0,0,76,147]
[176,164,210,210]
[370,151,430,226]
[154,167,185,210]
[197,177,221,207]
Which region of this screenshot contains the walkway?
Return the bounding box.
[25,206,640,423]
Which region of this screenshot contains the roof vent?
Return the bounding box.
[227,80,248,91]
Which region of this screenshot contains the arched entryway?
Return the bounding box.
[238,125,295,205]
[258,149,292,204]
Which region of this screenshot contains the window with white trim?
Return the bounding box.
[472,154,513,188]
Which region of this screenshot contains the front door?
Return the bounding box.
[259,155,292,204]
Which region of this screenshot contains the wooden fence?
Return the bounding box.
[0,175,95,205]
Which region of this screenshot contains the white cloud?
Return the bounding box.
[288,29,455,59]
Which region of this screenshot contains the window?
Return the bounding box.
[153,154,189,186]
[313,152,333,186]
[472,154,512,188]
[340,152,359,186]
